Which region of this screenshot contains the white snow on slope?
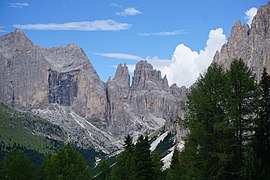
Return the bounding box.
[150,131,169,151]
[162,146,175,170]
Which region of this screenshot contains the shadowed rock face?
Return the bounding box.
[0,29,188,153]
[48,70,79,106]
[213,2,270,79]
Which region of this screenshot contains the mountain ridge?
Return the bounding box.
[0,29,187,153]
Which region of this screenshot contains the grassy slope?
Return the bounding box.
[0,103,65,154]
[0,103,107,168]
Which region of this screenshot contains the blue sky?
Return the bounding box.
[0,0,269,87]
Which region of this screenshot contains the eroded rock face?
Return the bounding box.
[0,29,50,110]
[131,60,167,91]
[0,29,188,153]
[48,70,79,106]
[105,61,188,140]
[213,2,270,79]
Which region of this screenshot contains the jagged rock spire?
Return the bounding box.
[213,2,270,80]
[113,63,130,88]
[130,60,170,91]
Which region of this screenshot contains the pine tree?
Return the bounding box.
[43,144,91,180]
[124,134,134,153]
[96,158,110,180]
[134,135,154,180]
[1,149,37,180]
[172,59,259,179]
[255,67,270,177]
[182,63,233,178]
[110,135,136,180]
[226,59,259,177]
[151,150,163,180]
[241,146,261,180]
[168,148,181,180]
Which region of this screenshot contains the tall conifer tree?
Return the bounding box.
[255,68,270,176]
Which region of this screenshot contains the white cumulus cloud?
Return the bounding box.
[9,2,29,8]
[245,7,257,26]
[160,28,227,87]
[116,7,142,16]
[13,20,131,31]
[138,30,187,37]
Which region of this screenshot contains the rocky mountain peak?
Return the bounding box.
[213,2,270,79]
[135,60,154,70]
[162,75,169,90]
[0,28,33,58]
[131,60,168,91]
[251,2,270,38]
[230,21,250,38]
[113,63,130,88]
[14,28,23,34]
[11,28,33,46]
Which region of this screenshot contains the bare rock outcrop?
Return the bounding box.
[213,2,270,79]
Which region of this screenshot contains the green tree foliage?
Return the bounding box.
[0,149,37,180]
[167,148,181,180]
[226,59,259,176]
[110,135,136,180]
[240,146,261,180]
[175,63,232,179]
[254,67,270,178]
[124,134,134,153]
[96,158,110,180]
[151,151,163,180]
[174,60,260,179]
[111,134,163,180]
[133,135,154,180]
[43,144,91,180]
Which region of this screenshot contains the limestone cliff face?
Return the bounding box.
[0,29,187,153]
[213,2,270,79]
[41,44,107,126]
[129,61,183,121]
[131,60,168,91]
[0,29,50,109]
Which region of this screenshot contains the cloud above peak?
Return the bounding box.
[13,20,131,31]
[245,7,257,26]
[116,7,142,16]
[161,28,226,87]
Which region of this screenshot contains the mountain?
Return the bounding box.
[213,2,270,79]
[0,29,187,153]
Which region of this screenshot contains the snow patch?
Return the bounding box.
[161,146,175,170]
[150,131,169,151]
